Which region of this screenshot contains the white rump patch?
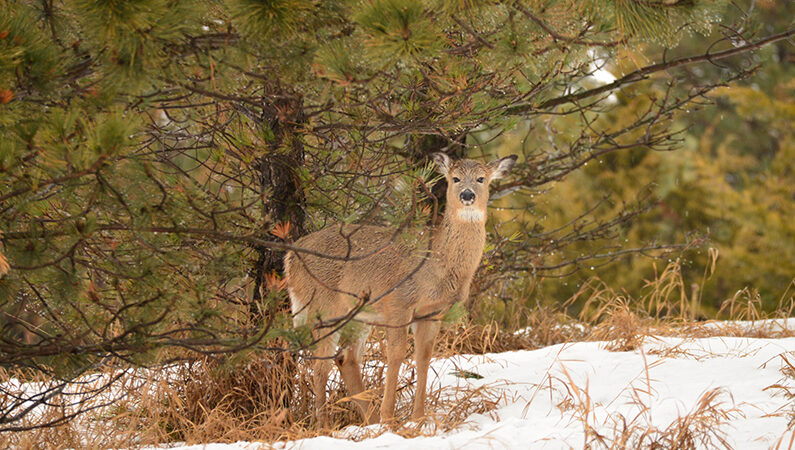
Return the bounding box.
[457,208,485,222]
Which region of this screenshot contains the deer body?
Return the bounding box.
[284,153,517,425]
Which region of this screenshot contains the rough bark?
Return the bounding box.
[250,91,307,318]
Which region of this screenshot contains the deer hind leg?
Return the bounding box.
[310,333,339,427]
[335,332,376,424]
[379,324,408,423]
[411,320,441,420]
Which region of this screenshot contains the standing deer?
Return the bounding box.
[284,153,517,425]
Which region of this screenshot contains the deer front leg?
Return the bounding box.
[411,319,440,420]
[380,325,408,423]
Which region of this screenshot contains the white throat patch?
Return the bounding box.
[457,208,485,222]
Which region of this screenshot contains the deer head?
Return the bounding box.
[432,153,518,223]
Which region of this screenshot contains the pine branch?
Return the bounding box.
[2,224,410,263]
[507,28,795,115]
[513,3,625,48]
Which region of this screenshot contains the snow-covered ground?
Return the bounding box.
[162,334,795,450]
[3,321,793,448]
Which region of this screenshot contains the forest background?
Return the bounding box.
[515,1,794,316]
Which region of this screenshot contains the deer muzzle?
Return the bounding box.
[460,189,475,205]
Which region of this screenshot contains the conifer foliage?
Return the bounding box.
[0,0,790,430]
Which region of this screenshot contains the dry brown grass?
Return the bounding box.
[540,356,742,450]
[436,321,531,356]
[764,351,795,449]
[135,349,315,444]
[606,387,742,449]
[130,336,511,443]
[0,339,507,447]
[2,257,792,447]
[0,366,146,449]
[564,253,794,351]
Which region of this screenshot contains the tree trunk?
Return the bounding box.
[250,91,307,319]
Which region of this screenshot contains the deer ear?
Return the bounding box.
[432,152,451,176]
[488,155,518,180]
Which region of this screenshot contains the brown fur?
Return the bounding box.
[284,153,517,425]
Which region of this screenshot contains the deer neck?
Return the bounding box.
[433,209,487,279]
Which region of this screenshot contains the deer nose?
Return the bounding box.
[460,190,475,203]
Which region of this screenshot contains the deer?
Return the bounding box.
[284,152,517,425]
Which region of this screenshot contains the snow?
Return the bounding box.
[149,333,794,449]
[701,318,795,334]
[5,321,793,448]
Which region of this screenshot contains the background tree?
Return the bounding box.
[0,0,791,430]
[497,0,794,319]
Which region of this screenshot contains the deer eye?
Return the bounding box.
[477,177,485,183]
[452,177,460,183]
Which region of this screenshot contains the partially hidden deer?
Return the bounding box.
[284,153,517,425]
